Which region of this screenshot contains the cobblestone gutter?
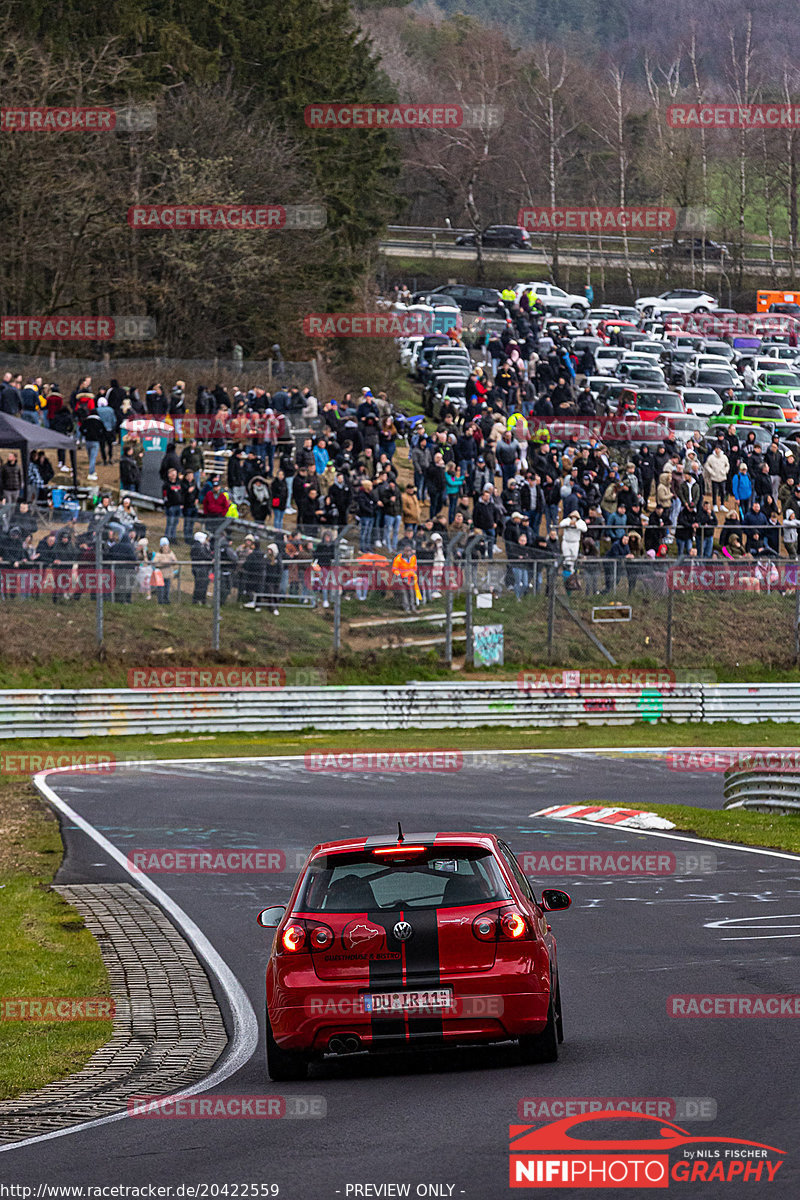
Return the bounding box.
[0,883,228,1143]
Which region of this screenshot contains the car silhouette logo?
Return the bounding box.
[509,1112,785,1155]
[393,921,413,941]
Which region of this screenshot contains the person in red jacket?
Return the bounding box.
[202,477,230,533]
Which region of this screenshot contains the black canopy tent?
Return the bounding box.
[0,413,78,501]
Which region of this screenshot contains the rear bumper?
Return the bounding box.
[269,980,551,1051]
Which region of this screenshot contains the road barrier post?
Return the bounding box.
[445,530,469,666]
[547,562,557,663]
[212,518,233,651]
[464,533,488,666]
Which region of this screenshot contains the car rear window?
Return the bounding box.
[297,848,511,912]
[698,369,736,384]
[745,405,784,418]
[638,392,683,412]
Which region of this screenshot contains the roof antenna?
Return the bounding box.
[397,822,405,844]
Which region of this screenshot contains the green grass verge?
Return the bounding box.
[632,801,800,856]
[0,788,113,1100]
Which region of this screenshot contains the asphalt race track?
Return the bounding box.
[4,749,800,1198]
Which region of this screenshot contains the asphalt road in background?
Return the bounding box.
[4,751,800,1197]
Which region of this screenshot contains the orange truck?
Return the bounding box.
[756,289,800,313]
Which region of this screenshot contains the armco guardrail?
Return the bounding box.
[0,682,703,738]
[724,766,800,814]
[0,681,798,739]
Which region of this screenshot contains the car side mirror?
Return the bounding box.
[541,889,571,912]
[257,905,286,928]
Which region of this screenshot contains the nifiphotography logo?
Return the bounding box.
[509,1112,785,1187]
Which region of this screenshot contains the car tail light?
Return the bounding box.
[501,910,528,940]
[472,914,497,941]
[309,924,333,949]
[472,908,530,942]
[372,845,427,857]
[280,922,307,953]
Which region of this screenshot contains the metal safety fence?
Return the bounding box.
[0,541,799,670]
[0,682,799,740]
[724,766,800,813]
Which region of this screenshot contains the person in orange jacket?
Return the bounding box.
[392,541,421,611]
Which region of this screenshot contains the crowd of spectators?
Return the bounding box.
[3,293,800,610]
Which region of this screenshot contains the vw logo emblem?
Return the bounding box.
[393,920,413,942]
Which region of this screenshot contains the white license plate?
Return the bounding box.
[363,988,454,1014]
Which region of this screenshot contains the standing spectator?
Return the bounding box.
[270,470,289,529]
[473,486,499,551]
[445,463,464,524]
[559,511,587,581]
[152,537,178,605]
[118,446,140,492]
[159,441,182,483]
[402,483,421,538]
[356,479,377,551]
[783,509,799,558]
[190,530,213,604]
[391,540,420,612]
[732,462,753,514]
[377,476,402,552]
[703,445,730,511]
[2,453,23,504]
[169,380,186,440]
[411,435,431,499]
[202,477,230,531]
[80,409,104,479]
[263,543,282,615]
[108,529,137,603]
[162,468,183,542]
[425,452,447,520]
[696,498,716,558]
[227,449,248,509]
[495,430,520,486]
[96,399,118,465]
[180,438,204,475]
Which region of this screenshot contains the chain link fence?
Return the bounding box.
[0,525,798,673]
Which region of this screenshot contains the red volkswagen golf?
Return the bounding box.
[257,830,570,1080]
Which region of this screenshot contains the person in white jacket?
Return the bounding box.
[560,511,587,575]
[783,509,799,559]
[703,445,730,511]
